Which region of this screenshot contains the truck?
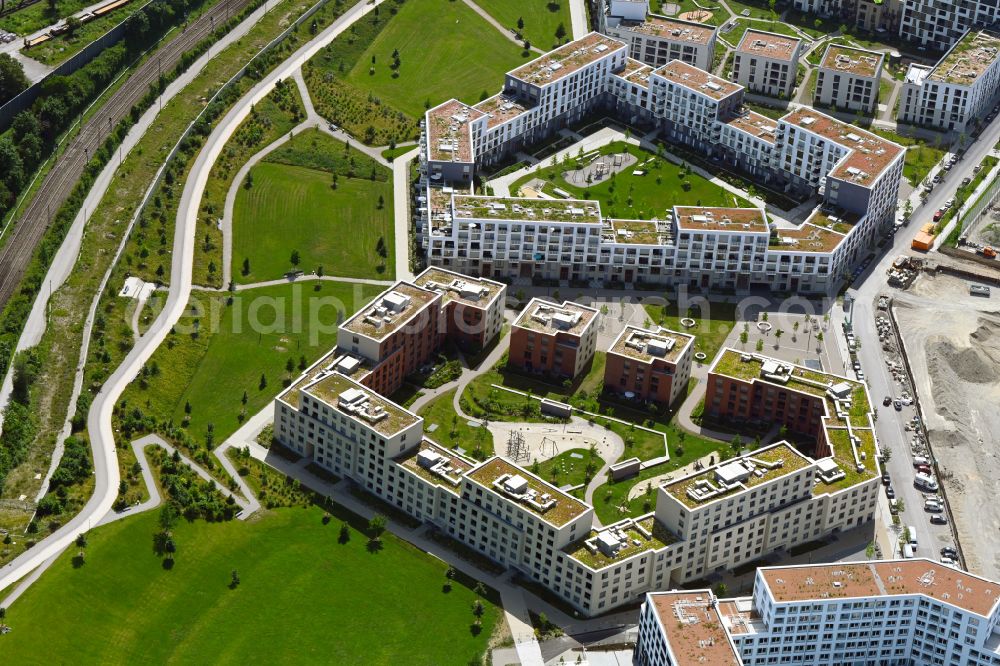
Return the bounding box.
[911,223,936,252]
[979,246,997,259]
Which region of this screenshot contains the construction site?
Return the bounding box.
[893,271,1000,580]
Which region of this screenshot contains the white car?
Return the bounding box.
[941,557,956,566]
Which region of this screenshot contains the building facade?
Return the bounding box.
[636,559,1000,666]
[732,29,803,99]
[815,44,884,113]
[508,298,600,379]
[604,325,693,406]
[898,28,1000,132]
[601,0,717,70]
[417,33,905,296]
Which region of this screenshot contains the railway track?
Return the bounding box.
[0,0,254,310]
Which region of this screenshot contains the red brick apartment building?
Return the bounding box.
[412,267,506,350]
[509,298,599,380]
[604,325,694,406]
[705,350,832,455]
[336,269,507,396]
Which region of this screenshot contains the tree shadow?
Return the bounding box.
[365,538,383,554]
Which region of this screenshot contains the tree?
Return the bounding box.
[555,22,566,41]
[259,373,267,390]
[377,194,384,209]
[715,582,728,596]
[755,338,764,352]
[242,257,250,275]
[290,250,300,266]
[517,16,524,30]
[339,521,351,543]
[0,54,29,106]
[730,435,742,455]
[230,569,241,588]
[368,513,387,541]
[472,599,485,617]
[65,15,82,36]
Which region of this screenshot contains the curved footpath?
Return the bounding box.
[0,0,388,597]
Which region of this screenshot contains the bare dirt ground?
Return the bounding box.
[895,272,1000,578]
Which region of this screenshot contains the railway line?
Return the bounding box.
[0,0,254,310]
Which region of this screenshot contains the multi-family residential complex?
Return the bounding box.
[731,29,803,99]
[814,44,884,113]
[898,28,1000,132]
[331,268,505,396]
[899,0,1000,51]
[604,325,693,406]
[275,297,884,616]
[417,33,905,295]
[600,0,717,70]
[636,559,1000,666]
[508,298,600,379]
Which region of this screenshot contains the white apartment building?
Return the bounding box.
[900,0,1000,51]
[732,29,803,99]
[636,559,1000,666]
[898,28,1000,132]
[273,334,883,616]
[417,33,904,295]
[815,44,885,114]
[601,0,717,70]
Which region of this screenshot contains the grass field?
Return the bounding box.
[0,507,501,664]
[121,281,382,448]
[418,389,495,459]
[642,300,738,361]
[233,159,392,282]
[21,6,133,65]
[511,141,748,218]
[656,0,724,26]
[305,0,527,145]
[723,19,803,48]
[535,448,600,488]
[474,0,571,51]
[871,127,947,187]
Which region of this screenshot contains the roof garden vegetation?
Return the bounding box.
[511,141,749,219]
[667,443,809,507]
[468,458,589,526]
[564,516,677,569]
[0,506,503,664]
[813,427,878,494]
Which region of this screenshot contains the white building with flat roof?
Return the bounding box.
[815,44,884,113]
[898,28,1000,132]
[601,0,717,71]
[636,559,1000,666]
[732,29,803,99]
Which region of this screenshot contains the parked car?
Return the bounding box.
[883,396,892,406]
[931,515,949,525]
[882,473,891,486]
[941,556,956,565]
[885,486,896,499]
[962,177,971,187]
[894,399,903,410]
[941,546,958,558]
[913,455,930,467]
[933,210,944,221]
[924,500,943,513]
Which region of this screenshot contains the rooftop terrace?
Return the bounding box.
[737,29,801,61]
[564,516,676,569]
[610,325,693,364]
[651,592,741,665]
[412,267,504,308]
[341,282,438,341]
[466,457,589,527]
[604,218,670,245]
[820,44,883,78]
[929,29,1000,86]
[724,109,778,144]
[674,206,768,233]
[664,442,811,508]
[771,222,846,254]
[781,108,904,184]
[396,438,476,491]
[760,560,1000,618]
[452,195,602,224]
[656,59,742,100]
[510,32,625,86]
[616,58,654,87]
[426,99,481,163]
[513,298,598,336]
[625,14,715,44]
[473,93,533,129]
[303,372,420,437]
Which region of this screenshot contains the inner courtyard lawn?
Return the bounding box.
[642,299,738,362]
[233,160,393,282]
[0,507,501,665]
[510,141,749,218]
[474,0,572,51]
[418,389,495,459]
[342,0,527,118]
[121,281,383,447]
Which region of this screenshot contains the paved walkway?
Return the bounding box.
[392,147,419,280]
[460,0,543,54]
[568,0,587,40]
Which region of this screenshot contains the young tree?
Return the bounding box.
[516,16,524,31]
[339,521,351,543]
[555,22,566,41]
[290,250,301,266]
[368,513,387,541]
[242,257,250,275]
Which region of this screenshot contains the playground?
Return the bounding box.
[489,417,623,468]
[560,151,638,187]
[678,9,714,23]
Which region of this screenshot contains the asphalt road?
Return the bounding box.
[847,110,1000,563]
[0,0,385,597]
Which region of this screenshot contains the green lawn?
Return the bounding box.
[724,0,780,21]
[656,0,725,25]
[642,299,737,362]
[233,159,392,282]
[535,448,600,488]
[21,6,134,65]
[418,389,495,459]
[0,507,501,664]
[382,144,418,161]
[0,0,103,33]
[870,127,947,187]
[121,281,382,448]
[511,141,748,218]
[474,0,571,51]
